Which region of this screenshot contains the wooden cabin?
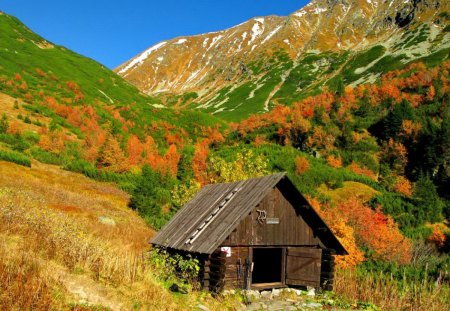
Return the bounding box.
[151,172,347,292]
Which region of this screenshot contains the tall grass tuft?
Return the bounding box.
[334,268,450,310]
[0,246,59,310]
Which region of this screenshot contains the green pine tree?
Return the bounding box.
[413,174,444,224]
[0,113,8,133]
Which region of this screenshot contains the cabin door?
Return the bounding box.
[285,247,322,287]
[251,247,283,288]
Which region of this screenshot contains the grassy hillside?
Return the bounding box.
[0,160,245,310]
[0,11,224,174]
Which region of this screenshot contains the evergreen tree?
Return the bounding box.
[413,174,444,224]
[129,165,162,216]
[129,165,172,229]
[383,100,415,141]
[0,113,8,133]
[334,75,345,96]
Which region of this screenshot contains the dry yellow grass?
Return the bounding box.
[0,160,238,310]
[0,92,49,133]
[334,268,450,311]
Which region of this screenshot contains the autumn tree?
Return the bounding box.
[327,154,342,168]
[295,156,310,175]
[427,225,446,250]
[126,135,144,168]
[307,196,365,268]
[164,144,181,177]
[338,199,411,264]
[192,140,209,184]
[97,135,127,172]
[38,130,66,154]
[208,149,269,183]
[6,120,21,136]
[381,138,408,175]
[394,176,413,197]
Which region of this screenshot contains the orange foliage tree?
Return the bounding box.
[427,225,447,250]
[38,131,67,154]
[307,197,365,268]
[348,161,377,180]
[337,199,411,264]
[394,176,413,197]
[295,156,310,175]
[6,121,21,136]
[192,140,209,184]
[327,155,342,168]
[382,138,408,174]
[98,135,127,172]
[126,135,144,168]
[164,144,181,177]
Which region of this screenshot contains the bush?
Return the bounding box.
[22,131,40,144]
[0,133,30,152]
[29,147,64,165]
[0,150,31,167]
[149,247,200,286]
[0,114,8,133]
[63,159,136,191]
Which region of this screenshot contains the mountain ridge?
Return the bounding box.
[115,0,449,120]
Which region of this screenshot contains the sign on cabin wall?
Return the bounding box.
[221,246,231,257]
[266,218,279,224]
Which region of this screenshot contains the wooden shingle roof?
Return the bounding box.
[151,172,347,255]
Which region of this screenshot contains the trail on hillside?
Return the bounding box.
[47,263,125,311]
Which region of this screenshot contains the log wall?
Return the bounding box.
[222,186,323,247]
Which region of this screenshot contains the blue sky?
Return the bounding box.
[1,1,309,69]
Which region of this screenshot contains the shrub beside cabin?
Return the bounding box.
[151,173,347,292]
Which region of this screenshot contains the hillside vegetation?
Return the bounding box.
[0,9,449,311]
[0,160,241,310]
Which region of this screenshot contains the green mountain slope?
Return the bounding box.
[0,11,225,183]
[0,13,155,107]
[0,12,223,139]
[190,21,449,121]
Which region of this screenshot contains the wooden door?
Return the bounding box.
[285,247,322,287]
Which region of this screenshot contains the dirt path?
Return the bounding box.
[46,262,126,311]
[263,64,296,111]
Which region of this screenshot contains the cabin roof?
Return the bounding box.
[151,172,347,255]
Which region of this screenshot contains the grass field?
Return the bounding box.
[0,160,244,310]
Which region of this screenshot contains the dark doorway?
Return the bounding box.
[252,248,283,285]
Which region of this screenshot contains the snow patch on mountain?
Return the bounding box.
[209,35,223,49]
[175,38,187,44]
[293,10,307,18]
[249,21,264,45]
[313,7,327,14]
[262,25,282,44]
[118,41,167,74]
